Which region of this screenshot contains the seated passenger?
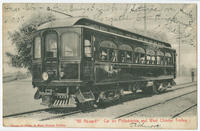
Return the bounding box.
[149,57,153,64]
[111,50,118,62]
[157,56,161,64]
[100,50,107,60]
[152,56,155,64]
[120,52,126,63]
[160,57,164,65]
[164,58,168,65]
[126,53,132,63]
[167,58,171,65]
[135,58,139,63]
[149,59,152,64]
[122,56,126,62]
[146,56,150,64]
[140,57,145,64]
[135,54,139,63]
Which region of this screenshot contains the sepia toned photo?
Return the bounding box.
[2,3,197,129]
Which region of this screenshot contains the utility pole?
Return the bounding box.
[144,3,147,31]
[178,23,181,76]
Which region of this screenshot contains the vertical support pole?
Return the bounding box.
[178,24,181,76]
[144,3,147,31]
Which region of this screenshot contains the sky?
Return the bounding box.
[2,3,197,74]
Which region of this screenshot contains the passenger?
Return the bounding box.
[122,56,126,62]
[191,70,194,82]
[152,56,155,64]
[157,56,160,64]
[160,57,164,65]
[112,50,118,62]
[140,57,145,64]
[168,57,171,65]
[126,53,131,63]
[120,52,126,62]
[100,49,107,60]
[48,40,57,57]
[149,57,152,64]
[135,54,139,63]
[146,56,150,64]
[165,58,168,65]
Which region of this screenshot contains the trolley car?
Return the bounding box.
[32,17,176,108]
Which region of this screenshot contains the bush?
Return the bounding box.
[6,13,55,71]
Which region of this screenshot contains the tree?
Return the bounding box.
[6,13,55,71]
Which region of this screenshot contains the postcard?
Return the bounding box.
[2,3,197,129]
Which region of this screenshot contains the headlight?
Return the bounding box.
[42,72,48,81]
[60,72,64,78]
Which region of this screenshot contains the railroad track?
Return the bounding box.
[168,82,196,91]
[3,82,197,121]
[115,90,197,118]
[172,104,197,118]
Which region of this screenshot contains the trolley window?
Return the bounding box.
[156,51,164,65]
[45,33,57,58]
[165,52,172,65]
[99,41,117,61]
[84,39,92,57]
[118,44,133,63]
[34,36,41,59]
[100,41,117,48]
[134,47,145,64]
[61,32,79,57]
[146,49,155,64]
[109,49,118,62]
[99,48,108,61]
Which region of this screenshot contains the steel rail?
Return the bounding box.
[3,82,196,119]
[38,83,197,121]
[115,89,197,119]
[172,104,197,118]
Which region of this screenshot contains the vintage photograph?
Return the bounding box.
[2,3,197,129]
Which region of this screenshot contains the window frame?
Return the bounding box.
[60,32,80,58]
[44,32,58,58]
[156,56,161,65]
[99,47,109,61]
[99,40,117,62]
[126,51,133,63]
[33,36,42,59]
[109,48,118,62]
[118,50,126,63]
[146,49,156,65]
[84,39,92,58]
[118,44,133,63]
[165,52,172,65]
[156,51,164,65]
[134,47,145,64]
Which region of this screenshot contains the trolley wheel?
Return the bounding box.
[142,86,153,94]
[152,82,159,94]
[34,89,41,99]
[128,84,137,94]
[77,101,96,111]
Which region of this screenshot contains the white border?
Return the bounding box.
[0,1,199,131]
[0,0,200,3]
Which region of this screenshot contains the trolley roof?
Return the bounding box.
[37,17,172,48]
